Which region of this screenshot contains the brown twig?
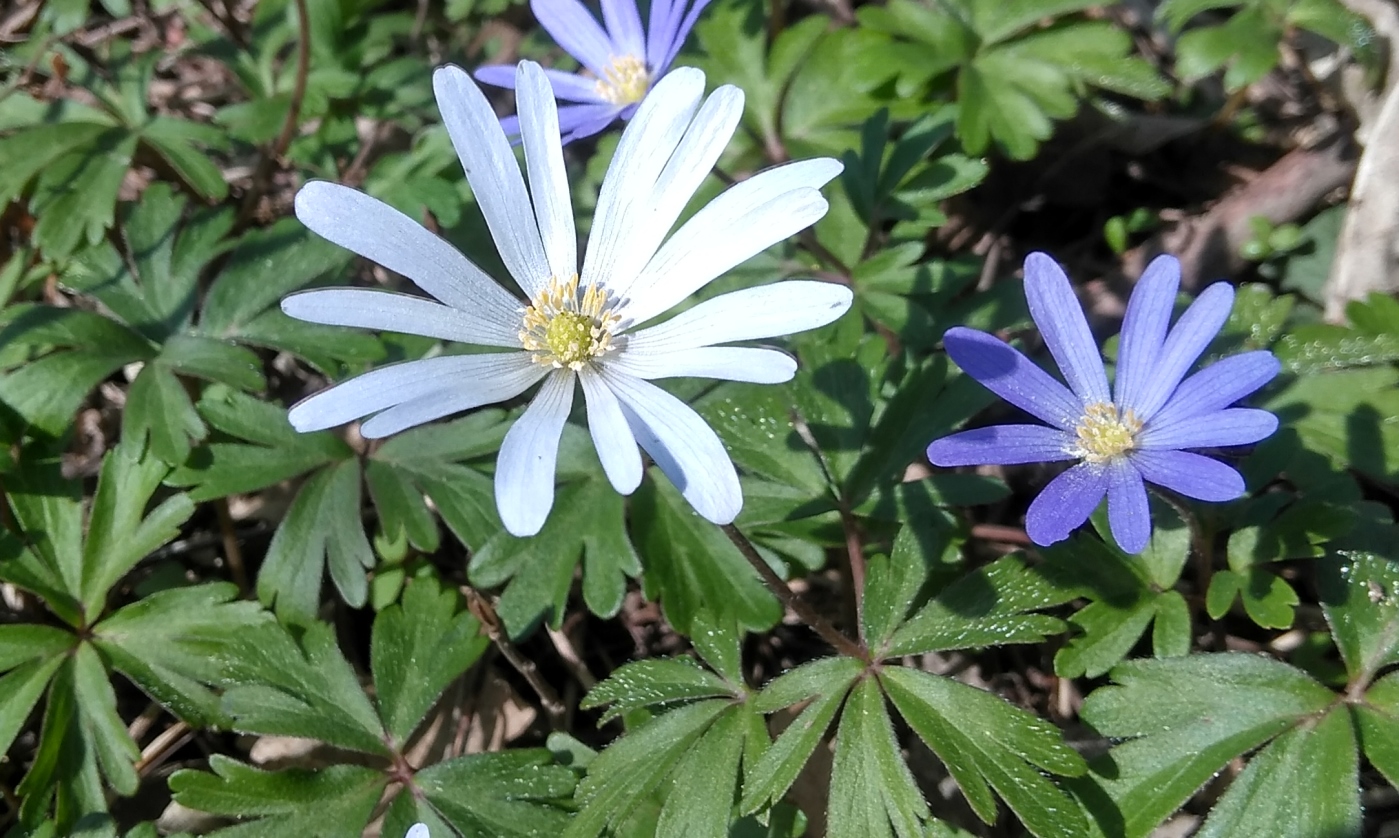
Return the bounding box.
[721,524,867,661]
[235,0,311,228]
[462,587,567,729]
[546,622,598,690]
[970,523,1034,546]
[135,721,192,777]
[214,497,249,596]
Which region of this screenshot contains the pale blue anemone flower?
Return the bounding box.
[926,253,1280,554]
[474,0,710,142]
[281,62,851,537]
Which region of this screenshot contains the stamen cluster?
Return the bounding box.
[595,55,651,105]
[519,274,621,370]
[1072,402,1142,464]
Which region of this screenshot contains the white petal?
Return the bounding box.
[615,85,744,291]
[433,65,551,296]
[495,371,576,536]
[358,355,545,438]
[626,280,853,353]
[581,67,706,295]
[622,160,841,324]
[598,367,741,524]
[289,353,536,433]
[579,368,643,493]
[406,825,430,838]
[607,346,796,383]
[281,288,519,348]
[516,62,577,286]
[293,182,521,330]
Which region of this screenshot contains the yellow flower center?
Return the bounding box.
[519,274,621,370]
[1073,402,1142,464]
[595,55,651,105]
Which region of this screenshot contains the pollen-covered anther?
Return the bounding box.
[595,55,651,105]
[519,275,621,370]
[1072,402,1143,463]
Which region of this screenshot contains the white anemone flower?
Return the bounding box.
[282,61,852,537]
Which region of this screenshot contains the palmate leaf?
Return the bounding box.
[1072,653,1346,838]
[569,643,760,838]
[827,678,928,838]
[0,305,154,436]
[0,443,276,832]
[886,554,1073,656]
[175,579,568,836]
[0,41,227,260]
[171,390,513,623]
[469,471,640,638]
[169,757,387,838]
[1042,501,1193,677]
[882,667,1087,838]
[562,700,736,838]
[371,579,489,744]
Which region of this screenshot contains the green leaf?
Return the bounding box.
[168,387,351,501]
[742,679,851,813]
[656,706,750,838]
[414,750,576,837]
[93,583,269,727]
[0,306,153,436]
[30,130,139,259]
[888,555,1073,656]
[582,657,735,724]
[1357,671,1399,787]
[141,117,229,201]
[632,472,781,636]
[71,642,140,796]
[750,654,861,710]
[169,755,385,838]
[80,443,196,621]
[0,631,70,757]
[1195,707,1359,838]
[218,621,388,756]
[883,666,1086,838]
[1075,654,1336,838]
[828,677,928,838]
[370,579,487,744]
[470,474,639,637]
[1055,599,1159,679]
[861,529,931,649]
[5,448,86,607]
[565,700,731,838]
[1318,551,1399,684]
[122,363,207,464]
[257,459,374,622]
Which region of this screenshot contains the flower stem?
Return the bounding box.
[838,502,867,646]
[721,524,867,661]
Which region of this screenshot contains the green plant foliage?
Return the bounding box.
[856,0,1168,158]
[1044,501,1194,677]
[0,43,229,261]
[1159,0,1378,92]
[0,443,266,832]
[1073,554,1399,838]
[171,578,573,836]
[168,388,514,623]
[3,1,1397,835]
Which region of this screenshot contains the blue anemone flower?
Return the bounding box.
[474,0,710,143]
[926,252,1281,554]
